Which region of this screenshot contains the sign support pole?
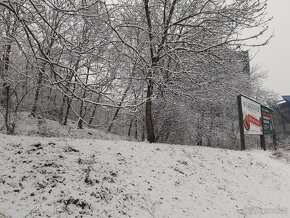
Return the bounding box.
[272,112,277,150]
[260,105,266,151]
[260,135,266,150]
[273,134,277,150]
[237,95,246,150]
[261,105,276,150]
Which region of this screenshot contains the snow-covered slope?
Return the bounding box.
[0,134,290,218]
[0,112,124,141]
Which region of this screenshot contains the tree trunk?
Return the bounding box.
[77,100,84,129]
[107,67,135,132]
[31,62,45,117]
[77,63,90,129]
[207,119,214,147]
[127,118,133,137]
[60,58,80,125]
[196,115,203,146]
[62,75,77,125]
[141,116,145,141]
[89,95,101,125]
[0,10,19,134]
[145,80,155,143]
[59,93,66,123]
[135,117,138,140]
[62,96,73,126]
[89,105,97,125]
[107,106,122,132]
[2,43,13,134]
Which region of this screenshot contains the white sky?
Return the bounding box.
[251,0,290,96]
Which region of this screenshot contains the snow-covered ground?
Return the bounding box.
[0,112,124,141]
[1,133,290,218]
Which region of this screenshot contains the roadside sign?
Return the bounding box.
[261,105,274,135]
[240,95,263,135]
[237,94,276,150]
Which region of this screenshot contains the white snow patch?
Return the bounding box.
[0,134,290,217]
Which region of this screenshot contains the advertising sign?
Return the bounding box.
[261,105,274,135]
[241,96,262,135]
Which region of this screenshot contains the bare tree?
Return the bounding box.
[0,0,272,144]
[107,0,272,142]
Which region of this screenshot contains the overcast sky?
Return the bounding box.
[251,0,290,96]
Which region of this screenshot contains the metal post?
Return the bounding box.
[260,135,266,150]
[237,95,246,150]
[273,134,278,150]
[272,112,278,150]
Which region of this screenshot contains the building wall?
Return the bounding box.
[274,104,290,135]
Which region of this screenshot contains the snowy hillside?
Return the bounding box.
[0,112,124,141]
[1,134,290,218]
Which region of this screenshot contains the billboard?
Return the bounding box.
[241,95,263,135]
[261,105,274,135]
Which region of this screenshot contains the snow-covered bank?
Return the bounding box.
[0,112,124,141]
[1,134,290,218]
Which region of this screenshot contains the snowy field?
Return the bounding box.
[1,133,290,218]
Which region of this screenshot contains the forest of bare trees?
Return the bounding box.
[0,0,275,147]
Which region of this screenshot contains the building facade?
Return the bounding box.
[274,96,290,135]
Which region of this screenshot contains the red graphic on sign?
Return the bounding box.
[247,114,262,127]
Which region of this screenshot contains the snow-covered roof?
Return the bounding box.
[282,96,290,102]
[277,96,290,109]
